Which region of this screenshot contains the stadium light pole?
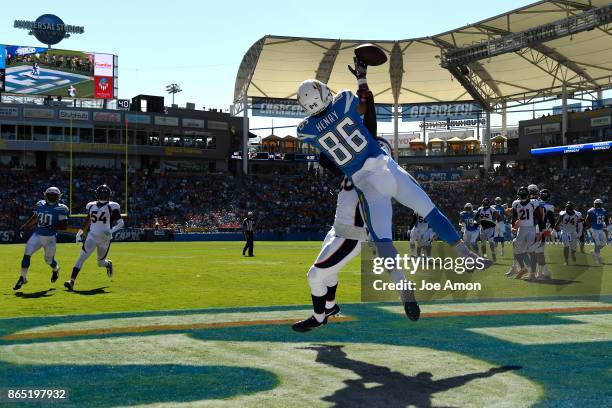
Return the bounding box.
[165,83,182,105]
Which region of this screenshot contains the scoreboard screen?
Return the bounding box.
[0,44,117,99]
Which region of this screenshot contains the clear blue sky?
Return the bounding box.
[3,0,591,135]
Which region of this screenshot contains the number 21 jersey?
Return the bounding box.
[297,90,384,177]
[512,199,537,227]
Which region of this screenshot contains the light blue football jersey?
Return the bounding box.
[297,90,384,177]
[33,200,69,236]
[494,204,505,219]
[587,207,607,230]
[460,211,478,231]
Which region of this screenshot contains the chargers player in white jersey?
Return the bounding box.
[296,56,488,316]
[493,197,507,256]
[293,137,393,332]
[554,201,580,266]
[508,186,543,279]
[13,187,69,290]
[585,199,607,264]
[476,198,501,262]
[64,185,124,291]
[459,203,479,255]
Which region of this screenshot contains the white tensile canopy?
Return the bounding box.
[235,0,612,106]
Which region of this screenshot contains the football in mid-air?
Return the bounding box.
[354,43,388,66]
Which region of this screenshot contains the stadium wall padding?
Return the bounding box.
[173,232,327,241]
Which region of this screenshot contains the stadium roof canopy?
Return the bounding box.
[234,0,612,109]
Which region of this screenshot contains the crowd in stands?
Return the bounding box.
[0,163,609,236]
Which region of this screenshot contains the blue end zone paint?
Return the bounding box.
[0,298,610,407]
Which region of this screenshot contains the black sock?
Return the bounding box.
[311,294,326,315]
[71,267,80,281]
[325,284,338,304]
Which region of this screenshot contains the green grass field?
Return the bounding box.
[0,241,610,407]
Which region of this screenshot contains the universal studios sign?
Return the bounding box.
[14,14,84,46]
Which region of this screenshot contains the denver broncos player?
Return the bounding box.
[585,199,607,264]
[296,55,488,312]
[476,198,501,261]
[13,187,69,290]
[65,185,124,291]
[554,201,580,266]
[493,197,507,256]
[531,189,555,280]
[509,186,543,279]
[412,214,435,257]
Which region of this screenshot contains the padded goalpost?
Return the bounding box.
[68,117,129,218]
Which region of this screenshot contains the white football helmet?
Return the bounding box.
[527,184,539,197]
[44,186,61,204]
[297,79,332,116]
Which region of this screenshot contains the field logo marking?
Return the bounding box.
[468,314,612,345]
[0,336,541,407]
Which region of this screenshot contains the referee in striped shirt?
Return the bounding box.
[242,211,255,257]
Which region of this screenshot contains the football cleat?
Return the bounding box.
[64,279,74,291]
[292,315,327,332]
[515,268,528,279]
[13,276,27,290]
[106,260,113,278]
[325,304,341,318]
[404,301,421,322]
[51,267,60,283]
[505,267,516,278]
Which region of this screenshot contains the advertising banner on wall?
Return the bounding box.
[251,97,393,122]
[402,101,482,122]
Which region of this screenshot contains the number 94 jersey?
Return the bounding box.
[87,201,120,236]
[297,90,384,177]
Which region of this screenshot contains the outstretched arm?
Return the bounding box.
[349,56,377,136]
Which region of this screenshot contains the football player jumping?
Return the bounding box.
[292,92,394,332]
[296,51,488,322]
[13,187,69,290]
[65,184,124,291]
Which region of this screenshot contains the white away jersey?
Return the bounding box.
[477,206,497,228]
[559,210,579,233]
[512,199,537,227]
[87,201,120,235]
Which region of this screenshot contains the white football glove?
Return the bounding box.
[75,229,84,244]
